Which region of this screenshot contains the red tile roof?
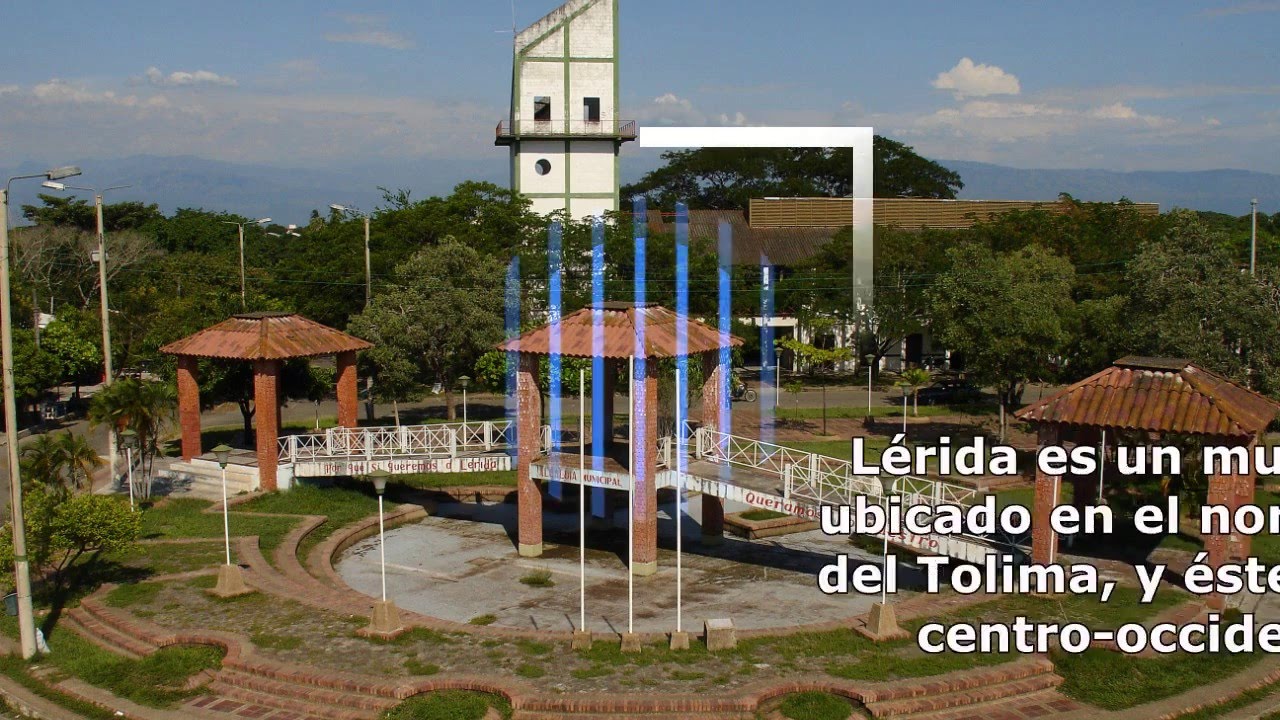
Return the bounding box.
[499,303,742,359]
[1015,357,1280,439]
[160,312,372,361]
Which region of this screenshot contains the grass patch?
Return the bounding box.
[0,654,121,720]
[571,665,614,679]
[516,639,552,656]
[104,541,229,576]
[1173,678,1280,719]
[739,509,788,522]
[776,404,981,420]
[514,663,545,678]
[237,481,380,556]
[468,614,497,626]
[251,632,303,651]
[519,569,554,587]
[383,690,512,720]
[403,658,440,676]
[103,581,163,608]
[395,471,516,489]
[1055,640,1262,710]
[779,691,855,720]
[139,498,296,551]
[41,627,223,708]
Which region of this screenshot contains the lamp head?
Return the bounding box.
[119,428,137,449]
[369,469,389,495]
[458,375,471,390]
[330,204,348,213]
[45,166,81,181]
[212,444,233,469]
[864,353,875,366]
[255,217,271,224]
[41,181,66,191]
[879,475,895,496]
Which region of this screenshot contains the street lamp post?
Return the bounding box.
[366,469,404,637]
[220,218,272,310]
[210,444,251,597]
[42,181,131,487]
[330,205,372,308]
[3,165,82,659]
[866,474,904,641]
[120,428,137,512]
[864,353,875,418]
[898,382,910,435]
[458,376,471,425]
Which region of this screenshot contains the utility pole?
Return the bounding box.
[1251,198,1259,276]
[220,218,271,311]
[364,215,372,308]
[3,166,82,659]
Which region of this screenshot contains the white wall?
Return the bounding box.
[518,140,566,195]
[568,141,614,194]
[518,62,564,125]
[568,0,614,58]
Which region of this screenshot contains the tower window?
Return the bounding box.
[533,96,552,122]
[534,159,552,176]
[583,97,601,123]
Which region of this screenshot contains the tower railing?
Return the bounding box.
[496,119,637,139]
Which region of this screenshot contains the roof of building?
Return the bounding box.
[1013,356,1280,439]
[747,197,1160,230]
[499,302,742,359]
[160,312,372,361]
[646,209,838,267]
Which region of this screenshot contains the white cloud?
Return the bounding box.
[324,14,413,50]
[638,93,749,127]
[144,66,237,87]
[1205,116,1223,126]
[932,58,1021,99]
[0,85,18,96]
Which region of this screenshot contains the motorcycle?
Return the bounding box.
[730,375,757,403]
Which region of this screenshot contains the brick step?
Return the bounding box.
[205,680,380,720]
[61,607,157,659]
[866,672,1064,718]
[863,657,1055,703]
[224,659,401,699]
[509,707,752,712]
[890,689,1079,720]
[215,668,397,713]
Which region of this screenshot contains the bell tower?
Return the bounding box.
[495,0,635,220]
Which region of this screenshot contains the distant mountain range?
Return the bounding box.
[3,154,1274,224]
[943,160,1277,215]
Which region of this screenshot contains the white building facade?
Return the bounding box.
[497,0,635,220]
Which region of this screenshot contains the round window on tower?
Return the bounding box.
[534,159,552,176]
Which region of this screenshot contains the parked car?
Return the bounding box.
[906,379,983,406]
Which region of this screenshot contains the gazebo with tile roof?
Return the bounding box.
[161,312,372,491]
[499,302,742,574]
[1015,356,1280,608]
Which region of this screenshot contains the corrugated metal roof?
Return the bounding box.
[1014,357,1280,438]
[747,197,1160,230]
[500,303,742,358]
[646,210,838,267]
[160,312,372,361]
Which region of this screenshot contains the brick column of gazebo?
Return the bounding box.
[632,357,659,576]
[177,356,202,461]
[517,353,543,557]
[600,359,616,452]
[336,350,359,428]
[1206,438,1257,610]
[700,351,728,544]
[1031,425,1061,565]
[254,359,281,492]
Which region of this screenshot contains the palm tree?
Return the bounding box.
[58,432,103,490]
[901,367,933,416]
[20,433,64,489]
[89,378,176,499]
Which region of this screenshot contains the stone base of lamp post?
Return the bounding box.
[668,630,690,651]
[518,542,543,558]
[571,630,592,650]
[632,560,657,577]
[859,601,909,642]
[209,564,253,598]
[358,600,406,640]
[620,632,643,654]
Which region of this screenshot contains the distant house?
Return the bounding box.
[648,197,1159,372]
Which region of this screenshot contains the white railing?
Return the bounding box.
[279,420,518,463]
[689,427,978,511]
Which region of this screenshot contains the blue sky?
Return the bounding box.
[2,0,1278,179]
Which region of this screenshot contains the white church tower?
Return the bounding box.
[496,0,634,220]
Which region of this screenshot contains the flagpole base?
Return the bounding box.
[620,632,643,654]
[669,630,690,651]
[572,630,592,650]
[209,564,253,598]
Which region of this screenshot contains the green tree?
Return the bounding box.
[1120,211,1280,395]
[40,317,101,394]
[20,194,163,233]
[348,239,506,421]
[900,367,933,416]
[0,486,140,591]
[928,244,1076,430]
[622,137,962,210]
[775,334,852,435]
[88,378,174,496]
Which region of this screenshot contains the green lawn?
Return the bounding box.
[138,498,298,551]
[1055,643,1262,710]
[237,480,380,558]
[382,690,512,720]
